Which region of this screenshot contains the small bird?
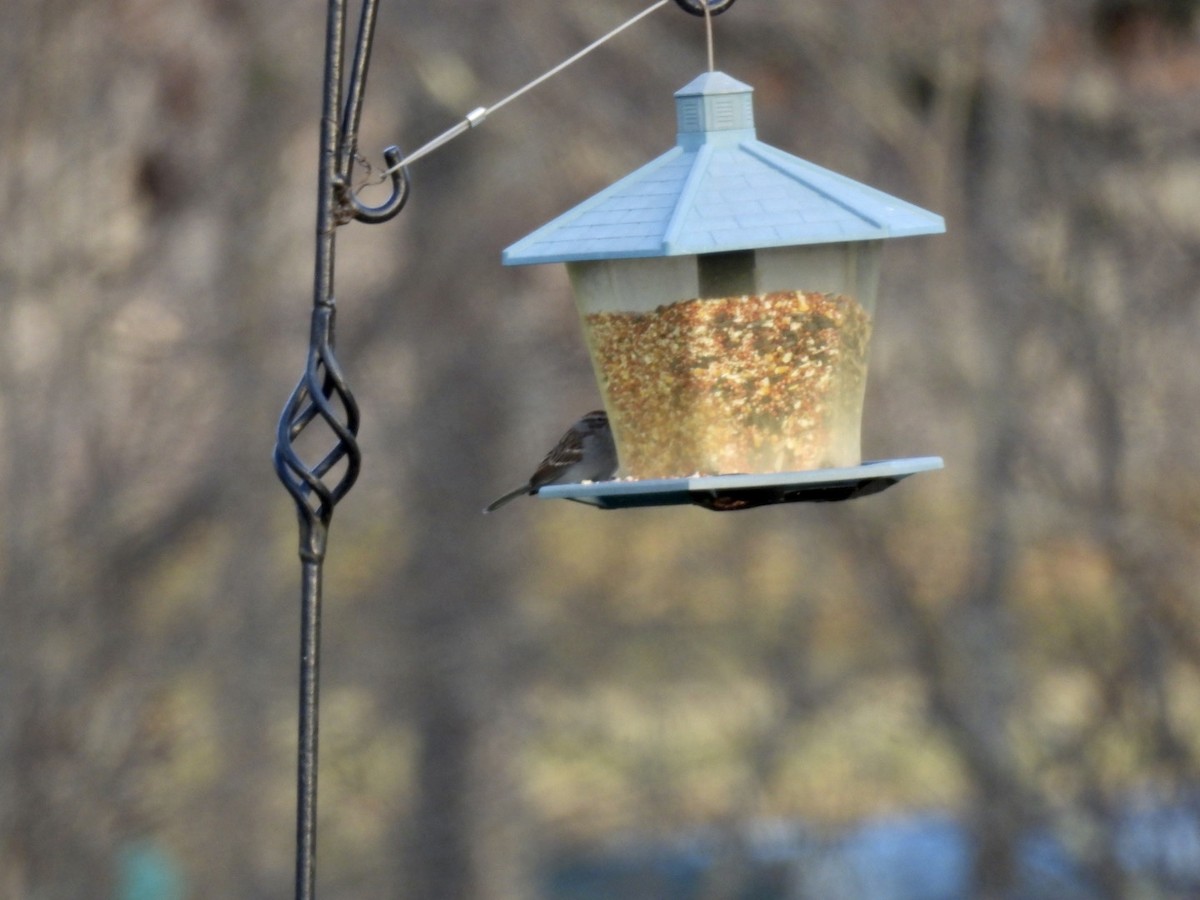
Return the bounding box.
[484,410,618,513]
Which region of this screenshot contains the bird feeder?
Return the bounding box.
[503,72,945,509]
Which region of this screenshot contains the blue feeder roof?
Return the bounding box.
[503,71,945,266]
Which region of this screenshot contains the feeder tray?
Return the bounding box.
[537,456,943,511]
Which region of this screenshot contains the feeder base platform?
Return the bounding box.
[537,457,944,511]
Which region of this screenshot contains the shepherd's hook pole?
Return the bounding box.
[273,0,406,895]
[272,1,725,897]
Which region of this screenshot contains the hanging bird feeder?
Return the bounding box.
[503,69,945,510]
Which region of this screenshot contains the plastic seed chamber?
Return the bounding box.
[570,245,880,477]
[503,71,945,503]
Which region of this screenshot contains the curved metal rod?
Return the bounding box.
[340,145,411,224]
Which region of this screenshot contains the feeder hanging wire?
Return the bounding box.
[379,0,677,174]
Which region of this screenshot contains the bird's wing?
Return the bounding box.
[528,425,585,490]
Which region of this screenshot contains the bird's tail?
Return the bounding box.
[483,484,531,514]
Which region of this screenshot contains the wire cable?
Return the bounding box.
[379,0,672,175]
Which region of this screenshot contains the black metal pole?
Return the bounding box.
[316,0,345,307]
[294,555,325,900]
[275,0,408,892]
[276,0,346,895]
[295,0,344,892]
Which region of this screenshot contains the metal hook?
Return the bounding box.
[336,145,411,225]
[332,0,410,226]
[674,0,737,15]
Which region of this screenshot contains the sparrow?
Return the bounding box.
[484,410,618,513]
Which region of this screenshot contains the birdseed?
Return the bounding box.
[583,290,872,478]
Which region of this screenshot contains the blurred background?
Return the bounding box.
[4,0,1200,897]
